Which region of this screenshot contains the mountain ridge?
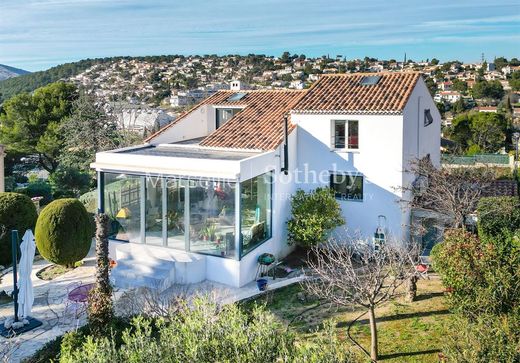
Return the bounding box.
[0,64,30,82]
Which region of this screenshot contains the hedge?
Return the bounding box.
[35,198,94,267]
[477,196,520,238]
[0,193,38,265]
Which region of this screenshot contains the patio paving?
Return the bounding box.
[0,241,304,362]
[0,242,97,362]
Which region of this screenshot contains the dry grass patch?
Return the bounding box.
[247,275,451,362]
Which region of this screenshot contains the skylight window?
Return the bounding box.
[226,92,247,102]
[360,76,382,86]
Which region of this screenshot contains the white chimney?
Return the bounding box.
[230,80,242,91]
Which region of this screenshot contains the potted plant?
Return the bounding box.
[256,278,268,291]
[199,223,217,241]
[167,210,182,232]
[207,224,217,241]
[199,226,210,241]
[214,233,226,256]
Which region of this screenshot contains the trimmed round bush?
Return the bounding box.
[0,192,38,266]
[35,198,94,267]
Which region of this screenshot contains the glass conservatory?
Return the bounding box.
[99,171,272,260]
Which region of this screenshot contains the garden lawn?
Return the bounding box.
[246,274,451,363]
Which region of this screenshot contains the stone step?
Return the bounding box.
[110,242,207,286]
[110,258,175,292]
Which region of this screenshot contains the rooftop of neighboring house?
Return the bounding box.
[477,106,498,112]
[146,72,424,151]
[482,180,519,198]
[439,91,462,95]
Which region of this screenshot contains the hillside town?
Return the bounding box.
[64,54,520,133]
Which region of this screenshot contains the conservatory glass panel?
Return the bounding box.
[240,172,272,257]
[145,176,163,246]
[166,179,186,250]
[103,173,142,243]
[188,180,236,257]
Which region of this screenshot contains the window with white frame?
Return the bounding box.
[332,120,359,149]
[330,173,364,201]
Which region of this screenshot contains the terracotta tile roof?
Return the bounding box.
[199,90,306,150]
[292,72,421,114]
[482,180,519,197]
[145,90,305,150]
[146,73,422,150]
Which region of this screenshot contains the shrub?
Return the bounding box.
[432,229,520,317]
[442,311,520,363]
[287,188,344,248]
[49,166,91,198]
[59,299,351,363]
[4,176,16,192]
[35,198,94,267]
[0,192,38,265]
[79,190,97,214]
[16,180,53,205]
[477,196,520,238]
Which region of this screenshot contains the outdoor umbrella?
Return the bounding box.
[17,229,36,320]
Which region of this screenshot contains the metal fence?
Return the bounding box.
[441,154,511,166]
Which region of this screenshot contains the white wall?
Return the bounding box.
[148,105,214,144]
[94,146,241,180]
[401,79,442,240]
[205,255,241,287]
[402,78,442,168]
[291,112,406,240]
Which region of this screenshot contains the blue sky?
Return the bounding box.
[1,0,519,71]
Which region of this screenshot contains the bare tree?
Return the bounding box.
[304,238,418,362]
[403,157,495,230]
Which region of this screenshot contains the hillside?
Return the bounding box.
[0,54,244,103]
[0,64,30,81]
[0,57,121,103]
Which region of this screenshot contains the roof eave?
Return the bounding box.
[290,109,404,116]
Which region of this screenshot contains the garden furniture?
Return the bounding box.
[64,281,95,319]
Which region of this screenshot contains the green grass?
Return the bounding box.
[248,276,452,363]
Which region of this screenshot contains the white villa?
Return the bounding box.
[92,72,441,289]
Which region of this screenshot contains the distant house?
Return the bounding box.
[107,103,174,132]
[439,81,453,91]
[478,106,498,113]
[434,91,462,103]
[308,74,320,82]
[92,73,440,290]
[289,80,305,89]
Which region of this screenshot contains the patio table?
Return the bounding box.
[68,283,95,303]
